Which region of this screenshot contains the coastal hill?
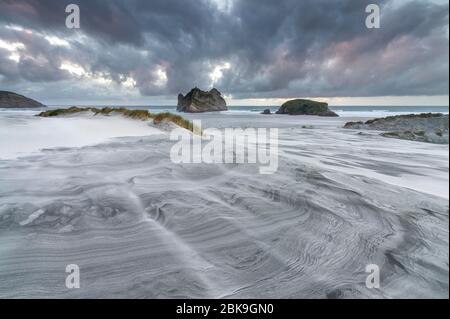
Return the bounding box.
[0,91,46,108]
[276,99,339,117]
[177,87,227,113]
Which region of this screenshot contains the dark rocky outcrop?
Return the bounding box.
[0,91,46,108]
[177,87,227,113]
[276,99,339,117]
[261,108,272,115]
[344,113,449,144]
[317,110,339,117]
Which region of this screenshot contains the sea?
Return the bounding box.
[1,105,448,118]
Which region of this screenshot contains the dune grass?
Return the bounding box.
[153,112,196,132]
[37,107,197,132]
[38,107,91,117]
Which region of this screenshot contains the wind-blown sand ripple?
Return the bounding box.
[0,113,448,298]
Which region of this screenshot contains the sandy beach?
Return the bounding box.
[0,110,448,298]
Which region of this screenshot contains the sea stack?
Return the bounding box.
[0,91,46,108]
[177,87,227,113]
[276,99,338,117]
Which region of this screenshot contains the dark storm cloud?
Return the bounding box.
[0,0,448,100]
[0,0,144,44]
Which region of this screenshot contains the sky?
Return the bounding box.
[0,0,448,106]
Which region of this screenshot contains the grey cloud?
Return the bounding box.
[0,0,448,101]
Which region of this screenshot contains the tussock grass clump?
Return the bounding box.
[93,107,153,120]
[153,112,197,132]
[37,107,197,132]
[38,106,91,117]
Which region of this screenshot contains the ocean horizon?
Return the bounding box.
[3,105,448,118]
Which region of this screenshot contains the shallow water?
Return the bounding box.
[0,111,448,298]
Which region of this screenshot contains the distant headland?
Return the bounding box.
[0,91,46,108]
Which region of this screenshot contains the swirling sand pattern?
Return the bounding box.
[0,114,448,299]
